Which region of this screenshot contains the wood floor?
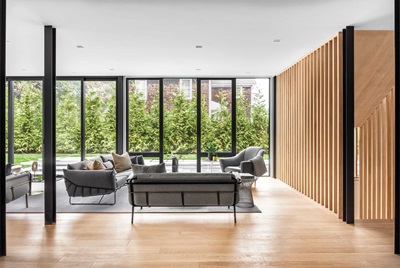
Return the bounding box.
[1,178,400,267]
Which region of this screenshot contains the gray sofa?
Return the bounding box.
[128,173,240,223]
[63,157,132,205]
[6,171,31,208]
[219,146,267,177]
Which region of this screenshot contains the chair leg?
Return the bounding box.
[131,206,135,224]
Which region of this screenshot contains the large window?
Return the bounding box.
[200,79,233,171]
[12,80,43,166]
[84,80,116,155]
[163,79,197,172]
[128,79,160,153]
[56,80,81,159]
[236,79,269,154]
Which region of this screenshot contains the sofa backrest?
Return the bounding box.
[129,172,240,207]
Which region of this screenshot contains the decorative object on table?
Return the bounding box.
[219,146,267,177]
[171,154,179,172]
[5,163,12,176]
[31,161,38,181]
[204,143,217,161]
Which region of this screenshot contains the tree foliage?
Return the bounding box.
[12,81,269,157]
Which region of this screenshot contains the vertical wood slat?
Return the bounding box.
[275,34,343,217]
[359,88,395,219]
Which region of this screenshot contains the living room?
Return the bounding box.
[1,0,400,266]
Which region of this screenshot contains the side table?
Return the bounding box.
[237,173,257,208]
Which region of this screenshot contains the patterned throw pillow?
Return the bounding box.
[103,161,114,169]
[85,159,105,170]
[112,152,132,173]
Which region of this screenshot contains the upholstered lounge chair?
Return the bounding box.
[219,146,267,177]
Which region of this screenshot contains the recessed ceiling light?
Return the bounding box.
[195,45,203,48]
[273,39,281,43]
[109,68,115,71]
[196,68,201,71]
[21,69,27,71]
[6,40,10,43]
[246,72,251,74]
[72,72,77,74]
[76,45,84,48]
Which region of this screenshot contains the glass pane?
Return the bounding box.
[236,78,269,174]
[163,79,197,172]
[84,80,116,155]
[128,80,160,154]
[201,80,232,172]
[13,81,43,168]
[56,80,81,164]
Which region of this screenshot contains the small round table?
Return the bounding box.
[237,173,257,208]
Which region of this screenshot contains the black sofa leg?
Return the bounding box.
[234,205,237,223]
[25,194,28,208]
[131,206,134,224]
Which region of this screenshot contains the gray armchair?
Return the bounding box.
[219,146,267,177]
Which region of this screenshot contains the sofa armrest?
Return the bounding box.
[63,169,116,190]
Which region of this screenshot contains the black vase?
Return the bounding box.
[5,163,12,176]
[172,155,179,172]
[208,153,213,161]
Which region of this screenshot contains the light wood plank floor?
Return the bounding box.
[1,178,400,267]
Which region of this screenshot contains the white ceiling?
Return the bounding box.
[5,0,394,77]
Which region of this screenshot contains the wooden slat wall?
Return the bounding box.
[276,34,343,218]
[359,88,395,220]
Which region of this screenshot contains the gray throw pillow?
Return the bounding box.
[130,155,145,165]
[67,161,88,170]
[131,162,166,175]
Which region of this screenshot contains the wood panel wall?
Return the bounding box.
[276,34,343,218]
[359,88,395,220]
[354,31,394,127]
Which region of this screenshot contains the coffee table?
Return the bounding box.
[236,173,257,208]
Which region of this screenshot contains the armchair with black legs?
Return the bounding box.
[219,146,267,177]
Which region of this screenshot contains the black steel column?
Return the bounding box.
[343,26,354,224]
[0,0,7,257]
[394,0,400,255]
[269,77,276,178]
[7,80,14,164]
[232,79,237,154]
[159,79,164,163]
[196,78,201,172]
[43,26,56,224]
[80,79,85,160]
[116,76,125,154]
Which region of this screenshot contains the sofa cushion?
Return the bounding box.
[130,155,145,165]
[67,161,88,170]
[85,159,106,170]
[131,162,166,175]
[112,152,132,172]
[115,169,133,188]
